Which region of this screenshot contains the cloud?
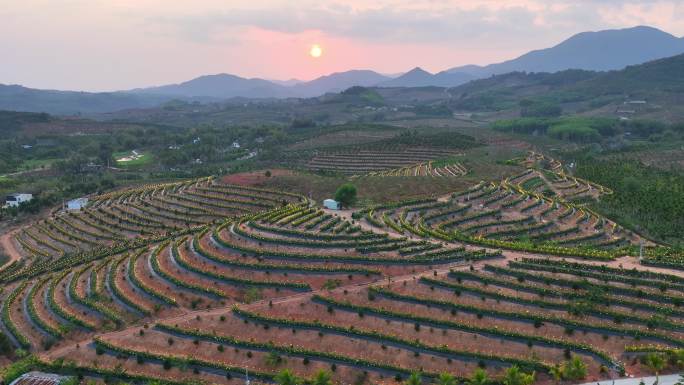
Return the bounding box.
[142,0,683,47]
[145,2,561,45]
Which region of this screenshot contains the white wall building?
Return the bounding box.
[67,197,89,210]
[3,193,33,208]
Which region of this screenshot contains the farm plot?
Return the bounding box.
[507,151,613,201]
[306,148,462,175]
[365,160,468,177]
[359,178,640,259]
[5,178,304,280]
[0,203,497,356]
[43,255,684,385]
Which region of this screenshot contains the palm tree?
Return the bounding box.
[405,372,422,385]
[311,370,333,385]
[437,372,457,385]
[502,366,535,385]
[275,369,301,385]
[467,368,490,385]
[644,353,666,383]
[563,356,587,381]
[549,364,564,383]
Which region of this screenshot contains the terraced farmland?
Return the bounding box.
[2,155,683,385]
[506,151,613,201]
[1,200,499,380]
[306,148,463,175]
[39,254,684,385]
[359,176,639,260]
[364,161,468,177]
[4,178,303,282]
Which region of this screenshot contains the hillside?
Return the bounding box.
[3,156,684,384]
[448,53,684,118]
[379,67,474,88]
[131,73,291,99]
[290,70,390,96]
[0,84,176,115]
[448,26,684,77]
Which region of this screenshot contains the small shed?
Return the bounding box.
[323,199,340,210]
[67,197,89,210]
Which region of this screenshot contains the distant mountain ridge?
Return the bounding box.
[129,73,291,99]
[2,25,683,114]
[118,25,684,97]
[447,26,684,77]
[379,67,474,87]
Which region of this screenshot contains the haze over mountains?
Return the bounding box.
[1,25,683,115]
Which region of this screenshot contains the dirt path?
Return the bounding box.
[0,227,22,272]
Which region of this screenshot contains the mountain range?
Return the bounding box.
[1,25,683,114]
[446,25,684,77]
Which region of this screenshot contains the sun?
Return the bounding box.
[309,44,322,58]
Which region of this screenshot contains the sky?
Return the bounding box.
[1,0,683,92]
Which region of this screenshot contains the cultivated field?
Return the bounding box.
[306,148,462,175]
[1,150,683,385]
[4,178,303,283]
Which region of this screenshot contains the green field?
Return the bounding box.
[17,158,60,171]
[114,151,153,167]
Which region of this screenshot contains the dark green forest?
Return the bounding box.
[576,159,684,245]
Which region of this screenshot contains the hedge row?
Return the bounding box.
[128,245,177,306]
[149,241,226,298]
[47,272,96,330]
[172,242,311,291]
[1,282,31,348]
[312,293,614,369]
[193,234,379,275]
[26,279,62,338]
[108,252,151,315]
[376,283,679,352]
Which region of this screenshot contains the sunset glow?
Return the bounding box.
[2,1,684,91]
[310,44,323,58]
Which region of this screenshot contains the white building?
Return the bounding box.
[323,199,340,210]
[3,193,33,208]
[67,197,89,210]
[232,141,241,148]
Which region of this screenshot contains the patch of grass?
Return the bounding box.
[18,158,60,171]
[114,151,153,168]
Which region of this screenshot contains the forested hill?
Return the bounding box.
[578,53,684,94]
[447,53,684,114]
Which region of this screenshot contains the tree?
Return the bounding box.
[673,349,684,368]
[265,351,284,366]
[437,372,457,385]
[275,369,301,385]
[502,366,535,385]
[467,368,490,385]
[644,353,666,382]
[562,356,587,381]
[311,370,333,385]
[549,365,563,383]
[405,372,422,385]
[334,183,357,207]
